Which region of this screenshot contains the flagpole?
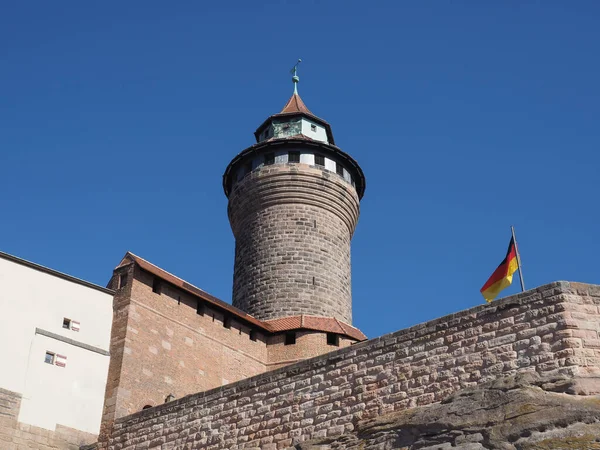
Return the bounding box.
[511,225,525,292]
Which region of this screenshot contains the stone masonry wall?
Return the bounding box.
[228,164,360,323]
[104,281,600,450]
[0,387,97,450]
[100,263,268,434]
[100,261,365,444]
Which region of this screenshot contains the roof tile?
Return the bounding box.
[119,252,366,342]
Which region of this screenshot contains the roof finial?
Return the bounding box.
[290,59,302,95]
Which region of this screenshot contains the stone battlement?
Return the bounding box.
[103,281,600,449]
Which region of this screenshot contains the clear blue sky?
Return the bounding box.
[1,2,599,339]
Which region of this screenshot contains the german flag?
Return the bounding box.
[480,237,519,303]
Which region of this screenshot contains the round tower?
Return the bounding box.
[223,68,365,324]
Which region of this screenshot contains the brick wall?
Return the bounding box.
[103,281,600,449]
[228,164,361,324]
[0,387,97,449]
[267,331,355,370]
[99,261,365,442]
[100,264,268,433]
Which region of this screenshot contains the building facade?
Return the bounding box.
[0,251,113,449]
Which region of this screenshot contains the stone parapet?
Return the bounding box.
[104,281,600,450]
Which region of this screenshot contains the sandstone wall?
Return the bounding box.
[0,388,97,450]
[104,281,600,450]
[228,164,360,323]
[102,265,268,422]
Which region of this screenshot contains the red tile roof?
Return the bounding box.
[117,252,366,342]
[265,315,366,341]
[280,93,313,115]
[123,252,267,330]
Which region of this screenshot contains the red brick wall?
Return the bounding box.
[99,262,362,445]
[267,331,355,369]
[114,265,268,415]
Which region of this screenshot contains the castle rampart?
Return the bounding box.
[103,281,600,449]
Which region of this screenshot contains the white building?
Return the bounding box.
[0,250,113,446]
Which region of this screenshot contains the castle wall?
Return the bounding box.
[101,265,268,421]
[228,164,360,323]
[267,331,356,370]
[103,281,600,450]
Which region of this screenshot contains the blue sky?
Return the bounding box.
[1,1,599,339]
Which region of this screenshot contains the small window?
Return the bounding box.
[264,153,275,166]
[152,277,162,294]
[44,352,55,364]
[142,405,153,410]
[314,154,325,167]
[119,273,128,289]
[285,332,296,346]
[310,124,317,132]
[327,333,339,346]
[250,330,257,341]
[196,301,205,316]
[336,162,344,176]
[62,318,71,329]
[223,316,231,329]
[288,152,300,163]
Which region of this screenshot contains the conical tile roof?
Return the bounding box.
[280,93,313,115]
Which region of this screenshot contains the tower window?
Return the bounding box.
[327,333,339,346]
[264,153,275,166]
[314,154,325,167]
[336,162,344,176]
[119,273,128,289]
[288,152,300,163]
[223,316,231,329]
[310,124,317,132]
[44,352,55,364]
[152,277,162,294]
[245,161,253,175]
[63,318,71,329]
[250,330,257,341]
[285,332,296,345]
[196,301,205,316]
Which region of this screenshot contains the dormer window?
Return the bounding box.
[310,124,317,132]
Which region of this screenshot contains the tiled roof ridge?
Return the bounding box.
[264,314,366,341]
[119,252,366,341]
[126,252,209,296]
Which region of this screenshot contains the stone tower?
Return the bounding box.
[223,68,365,324]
